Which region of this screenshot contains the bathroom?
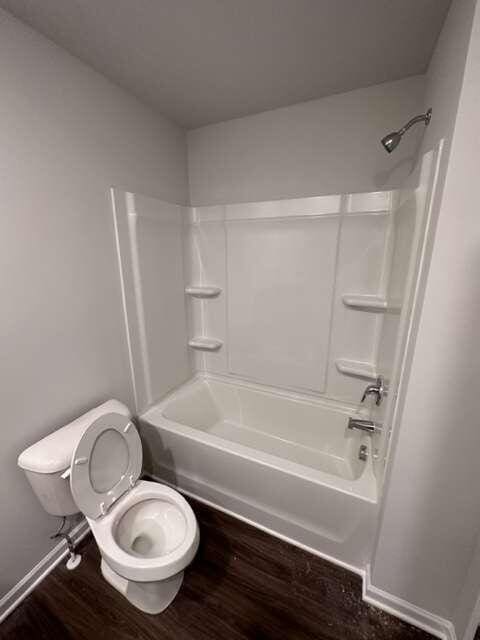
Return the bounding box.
[1,0,480,638]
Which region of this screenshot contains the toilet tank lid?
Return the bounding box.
[18,400,132,474]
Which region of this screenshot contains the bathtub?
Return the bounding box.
[140,375,378,571]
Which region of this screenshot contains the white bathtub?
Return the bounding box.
[140,375,378,571]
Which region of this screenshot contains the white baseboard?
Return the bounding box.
[363,565,456,640]
[0,519,90,624]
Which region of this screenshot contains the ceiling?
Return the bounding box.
[0,0,451,129]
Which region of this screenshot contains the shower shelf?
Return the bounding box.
[188,337,223,351]
[335,359,377,380]
[342,294,388,311]
[185,286,222,298]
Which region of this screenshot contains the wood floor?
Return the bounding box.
[1,498,433,640]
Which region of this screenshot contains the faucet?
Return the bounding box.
[361,376,388,406]
[348,417,382,434]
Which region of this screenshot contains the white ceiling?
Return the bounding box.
[0,0,451,129]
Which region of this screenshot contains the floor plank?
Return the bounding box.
[1,498,434,640]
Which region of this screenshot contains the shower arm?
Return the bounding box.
[398,109,432,136]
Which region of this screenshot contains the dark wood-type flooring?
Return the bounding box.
[1,498,434,640]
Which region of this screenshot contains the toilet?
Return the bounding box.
[18,400,199,614]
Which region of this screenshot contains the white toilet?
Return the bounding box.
[18,400,199,614]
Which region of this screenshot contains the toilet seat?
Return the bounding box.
[87,480,199,582]
[70,412,142,518]
[70,412,198,584]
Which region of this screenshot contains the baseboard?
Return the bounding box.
[363,565,457,640]
[0,519,90,624]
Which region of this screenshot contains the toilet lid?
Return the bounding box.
[70,413,142,519]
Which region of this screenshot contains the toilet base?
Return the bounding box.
[101,558,184,614]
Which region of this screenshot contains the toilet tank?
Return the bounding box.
[18,399,131,516]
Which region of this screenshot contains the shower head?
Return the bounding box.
[381,108,432,153]
[381,131,403,153]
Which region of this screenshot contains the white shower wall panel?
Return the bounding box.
[227,216,339,392]
[135,200,191,400]
[112,190,193,411]
[185,215,228,374]
[186,191,394,404]
[326,212,391,402]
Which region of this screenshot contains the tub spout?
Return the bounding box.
[348,417,382,434]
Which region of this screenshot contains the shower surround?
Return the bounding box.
[112,185,420,570]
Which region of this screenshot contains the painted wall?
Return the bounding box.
[370,0,479,633]
[187,76,426,206]
[0,9,188,599]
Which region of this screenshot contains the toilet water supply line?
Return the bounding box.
[50,516,82,570]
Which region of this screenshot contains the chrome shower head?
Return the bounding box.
[381,108,432,153]
[381,131,403,153]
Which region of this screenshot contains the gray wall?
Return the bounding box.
[0,9,188,598]
[187,75,426,206]
[371,0,479,632]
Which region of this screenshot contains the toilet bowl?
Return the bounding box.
[88,481,199,613]
[18,401,199,613]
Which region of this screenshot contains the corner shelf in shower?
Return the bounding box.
[335,359,377,380]
[188,337,223,351]
[185,286,222,298]
[342,294,388,311]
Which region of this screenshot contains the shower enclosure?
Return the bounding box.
[111,143,442,570]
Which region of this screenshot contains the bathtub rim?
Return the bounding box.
[141,373,378,504]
